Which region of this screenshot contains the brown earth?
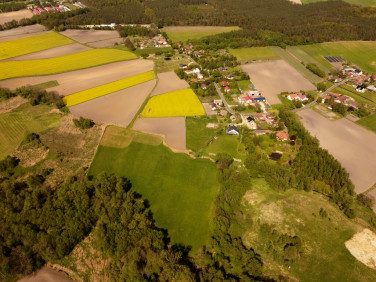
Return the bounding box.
[241,60,316,104]
[18,267,72,282]
[0,96,27,113]
[0,25,47,41]
[345,229,376,270]
[0,59,154,95]
[4,43,91,61]
[298,109,376,193]
[0,9,33,25]
[151,71,189,96]
[69,80,156,127]
[87,37,124,48]
[202,103,217,116]
[133,117,186,150]
[60,29,120,44]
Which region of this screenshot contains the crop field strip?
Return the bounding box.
[0,32,74,60]
[0,49,138,81]
[63,71,156,107]
[162,26,240,42]
[141,88,205,117]
[228,47,280,61]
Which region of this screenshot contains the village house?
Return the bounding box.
[227,125,239,135]
[255,113,266,122]
[179,64,187,69]
[224,86,231,93]
[287,93,308,102]
[276,131,289,141]
[213,99,223,107]
[221,81,229,87]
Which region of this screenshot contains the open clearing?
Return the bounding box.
[0,9,33,25]
[228,47,280,62]
[357,113,376,133]
[89,129,219,251]
[69,80,156,127]
[345,229,376,270]
[0,24,46,40]
[241,60,316,104]
[64,71,156,106]
[133,117,186,150]
[142,88,205,117]
[151,71,189,96]
[299,41,376,74]
[298,109,376,193]
[60,29,120,44]
[0,32,73,61]
[4,43,91,61]
[0,59,153,95]
[162,26,240,42]
[0,49,137,80]
[19,267,72,282]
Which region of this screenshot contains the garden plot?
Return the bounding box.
[241,60,316,104]
[298,109,376,193]
[151,71,189,96]
[0,59,154,95]
[0,9,33,25]
[133,117,186,151]
[60,29,120,44]
[69,80,156,127]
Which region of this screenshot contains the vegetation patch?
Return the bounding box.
[186,116,217,152]
[301,0,376,7]
[0,49,138,80]
[162,26,240,42]
[228,47,279,61]
[204,135,246,160]
[356,113,376,133]
[0,32,73,60]
[63,71,156,107]
[141,88,205,117]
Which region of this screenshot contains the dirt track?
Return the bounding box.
[4,43,91,61]
[0,9,33,25]
[60,29,120,44]
[241,60,315,104]
[298,109,376,193]
[151,71,189,96]
[70,80,156,127]
[19,267,72,282]
[0,59,154,95]
[133,117,186,150]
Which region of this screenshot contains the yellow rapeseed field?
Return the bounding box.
[141,88,205,117]
[63,71,156,107]
[0,49,138,80]
[0,32,74,60]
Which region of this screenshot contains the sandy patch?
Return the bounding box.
[202,103,217,116]
[0,96,27,113]
[298,109,376,193]
[4,43,91,61]
[241,60,316,104]
[87,37,123,48]
[0,59,154,95]
[0,9,33,25]
[60,29,120,44]
[151,71,189,97]
[289,0,302,4]
[70,80,156,127]
[19,267,72,282]
[133,117,186,150]
[345,229,376,270]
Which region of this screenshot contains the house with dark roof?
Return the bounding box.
[226,125,239,135]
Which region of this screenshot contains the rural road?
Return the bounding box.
[214,83,236,115]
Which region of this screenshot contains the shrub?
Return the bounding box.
[306,63,325,78]
[73,117,94,129]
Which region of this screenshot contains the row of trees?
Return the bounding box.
[0,1,26,12]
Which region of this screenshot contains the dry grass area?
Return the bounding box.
[0,59,154,95]
[13,142,49,168]
[241,60,316,104]
[298,109,376,193]
[69,80,156,127]
[87,37,123,48]
[0,96,27,113]
[345,229,376,270]
[133,117,186,151]
[19,267,72,282]
[5,43,91,61]
[60,29,120,44]
[151,71,189,96]
[0,9,33,25]
[0,24,46,40]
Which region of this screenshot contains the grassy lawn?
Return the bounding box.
[0,103,61,159]
[228,47,280,62]
[162,26,240,42]
[186,116,217,152]
[356,113,376,133]
[89,130,219,252]
[286,46,330,73]
[332,84,376,107]
[240,178,376,282]
[301,0,376,7]
[299,41,376,74]
[204,135,246,160]
[237,80,253,91]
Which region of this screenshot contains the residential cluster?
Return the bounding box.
[28,1,85,15]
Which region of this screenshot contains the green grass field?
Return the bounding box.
[186,116,217,152]
[286,46,330,73]
[299,41,376,74]
[0,103,61,159]
[239,178,376,281]
[301,0,376,7]
[64,71,156,107]
[0,49,137,80]
[228,47,280,61]
[356,113,376,133]
[0,32,73,60]
[204,135,246,160]
[89,129,219,251]
[162,26,240,42]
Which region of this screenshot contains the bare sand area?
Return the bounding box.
[4,43,91,61]
[0,25,47,41]
[345,229,376,270]
[87,37,123,48]
[19,267,72,282]
[151,71,189,96]
[60,29,120,44]
[298,109,376,193]
[0,9,33,25]
[70,80,156,127]
[0,59,154,95]
[241,60,316,104]
[133,117,186,150]
[289,0,302,4]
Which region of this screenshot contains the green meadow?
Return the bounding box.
[301,0,376,7]
[356,113,376,133]
[162,26,240,42]
[229,47,280,61]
